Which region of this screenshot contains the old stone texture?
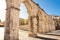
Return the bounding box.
[37,7,55,33]
[4,0,56,40]
[50,15,60,30]
[19,18,24,25]
[24,0,38,37]
[4,0,21,40]
[24,0,55,34]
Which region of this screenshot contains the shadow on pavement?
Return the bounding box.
[35,36,57,40]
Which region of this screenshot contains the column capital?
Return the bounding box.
[6,6,20,11]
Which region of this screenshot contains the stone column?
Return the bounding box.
[24,1,38,37]
[4,0,21,40]
[29,15,37,37]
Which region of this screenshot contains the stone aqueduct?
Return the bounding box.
[4,0,55,40]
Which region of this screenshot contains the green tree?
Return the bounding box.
[24,19,28,25]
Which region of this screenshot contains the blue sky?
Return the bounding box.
[20,3,28,19]
[33,0,60,16]
[20,0,60,19]
[0,0,60,21]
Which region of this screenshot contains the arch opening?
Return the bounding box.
[19,3,29,25]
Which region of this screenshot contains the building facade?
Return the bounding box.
[50,15,60,30]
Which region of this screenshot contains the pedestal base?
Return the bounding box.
[29,32,37,37]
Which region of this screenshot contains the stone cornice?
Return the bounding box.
[6,6,20,11]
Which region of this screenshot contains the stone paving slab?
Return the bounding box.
[37,33,60,40]
[0,27,60,40]
[46,30,60,36]
[19,29,42,40]
[0,27,42,40]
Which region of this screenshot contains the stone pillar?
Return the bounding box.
[24,1,38,37]
[29,15,37,37]
[4,0,21,40]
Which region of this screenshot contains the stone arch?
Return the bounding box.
[24,0,39,37]
[4,0,38,40]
